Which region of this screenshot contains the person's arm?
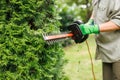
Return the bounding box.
[99,21,120,32]
[79,20,120,35]
[80,10,120,35]
[86,12,94,25]
[89,12,94,20]
[90,12,120,32]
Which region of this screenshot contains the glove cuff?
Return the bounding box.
[86,19,94,25]
[79,24,99,35]
[94,24,100,34]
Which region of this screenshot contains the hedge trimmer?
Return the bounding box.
[43,20,96,80]
[42,21,88,44]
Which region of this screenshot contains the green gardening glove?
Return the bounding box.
[79,23,100,35]
[79,19,96,35]
[86,19,94,25]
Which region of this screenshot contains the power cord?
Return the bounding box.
[86,40,96,80]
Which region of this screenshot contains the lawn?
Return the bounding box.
[63,35,102,80]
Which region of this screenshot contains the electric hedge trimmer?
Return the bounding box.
[42,20,89,44]
[43,20,97,80]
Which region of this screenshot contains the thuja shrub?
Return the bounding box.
[0,0,65,80]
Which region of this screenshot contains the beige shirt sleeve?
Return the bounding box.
[108,0,120,27]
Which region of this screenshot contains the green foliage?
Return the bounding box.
[0,0,65,80]
[57,0,92,22]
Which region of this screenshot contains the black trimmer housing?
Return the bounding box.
[67,20,88,43]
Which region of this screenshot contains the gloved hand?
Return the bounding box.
[86,19,94,25]
[68,20,89,43]
[79,22,100,35]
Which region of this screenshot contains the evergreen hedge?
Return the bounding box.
[0,0,65,80]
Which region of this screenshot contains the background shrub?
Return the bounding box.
[0,0,65,80]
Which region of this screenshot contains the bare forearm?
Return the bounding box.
[90,12,94,19]
[99,21,120,32]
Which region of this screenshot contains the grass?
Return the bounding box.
[63,35,102,80]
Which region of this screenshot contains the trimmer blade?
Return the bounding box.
[42,32,73,45]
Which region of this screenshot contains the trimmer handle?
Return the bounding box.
[68,20,88,43]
